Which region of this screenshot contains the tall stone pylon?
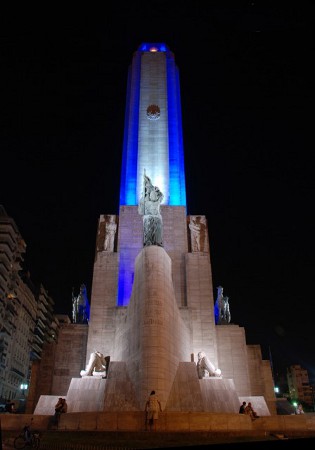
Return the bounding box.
[119,43,186,209]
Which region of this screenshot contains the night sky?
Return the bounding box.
[1,3,314,384]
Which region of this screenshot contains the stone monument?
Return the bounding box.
[33,43,275,417]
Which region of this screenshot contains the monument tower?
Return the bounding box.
[34,43,275,415]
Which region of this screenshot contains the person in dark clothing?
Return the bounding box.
[23,424,31,443]
[5,400,15,413]
[239,401,246,414]
[53,398,66,426]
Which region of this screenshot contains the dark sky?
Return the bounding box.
[1,3,315,384]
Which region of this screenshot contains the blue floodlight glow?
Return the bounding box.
[118,44,186,306]
[167,52,186,205]
[138,43,168,52]
[119,43,186,207]
[119,56,141,206]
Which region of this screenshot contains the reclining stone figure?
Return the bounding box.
[197,351,222,378]
[80,351,110,378]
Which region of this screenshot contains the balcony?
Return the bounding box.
[10,367,25,377]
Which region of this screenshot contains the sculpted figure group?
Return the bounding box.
[138,171,164,247]
[72,284,90,324]
[214,285,231,325]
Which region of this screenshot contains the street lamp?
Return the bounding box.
[292,401,298,410]
[20,383,28,396]
[19,383,28,413]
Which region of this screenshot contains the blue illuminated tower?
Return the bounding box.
[119,43,186,207]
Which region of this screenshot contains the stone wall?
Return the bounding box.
[86,251,118,360]
[51,324,88,395]
[185,253,217,364]
[3,411,315,433]
[216,325,251,396]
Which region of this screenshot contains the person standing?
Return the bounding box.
[145,390,162,431]
[23,424,31,444]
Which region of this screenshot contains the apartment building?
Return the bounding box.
[0,205,58,406]
[287,364,314,407]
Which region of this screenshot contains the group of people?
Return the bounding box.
[146,393,262,430]
[48,389,306,432]
[239,401,259,420]
[53,397,67,425]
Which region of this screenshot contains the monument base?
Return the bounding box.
[166,362,242,413]
[35,361,270,415]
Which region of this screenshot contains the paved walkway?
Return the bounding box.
[2,431,315,450]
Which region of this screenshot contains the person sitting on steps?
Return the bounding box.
[239,401,246,414]
[244,402,259,420]
[53,398,67,426]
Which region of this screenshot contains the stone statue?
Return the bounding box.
[189,217,201,252]
[221,296,231,323]
[80,351,110,378]
[104,215,117,252]
[197,351,221,378]
[214,286,231,325]
[138,171,164,247]
[72,284,90,324]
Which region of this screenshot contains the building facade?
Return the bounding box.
[287,364,314,408]
[0,205,58,408]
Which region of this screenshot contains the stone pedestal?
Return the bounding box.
[166,362,241,413]
[66,377,106,412]
[118,245,191,410]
